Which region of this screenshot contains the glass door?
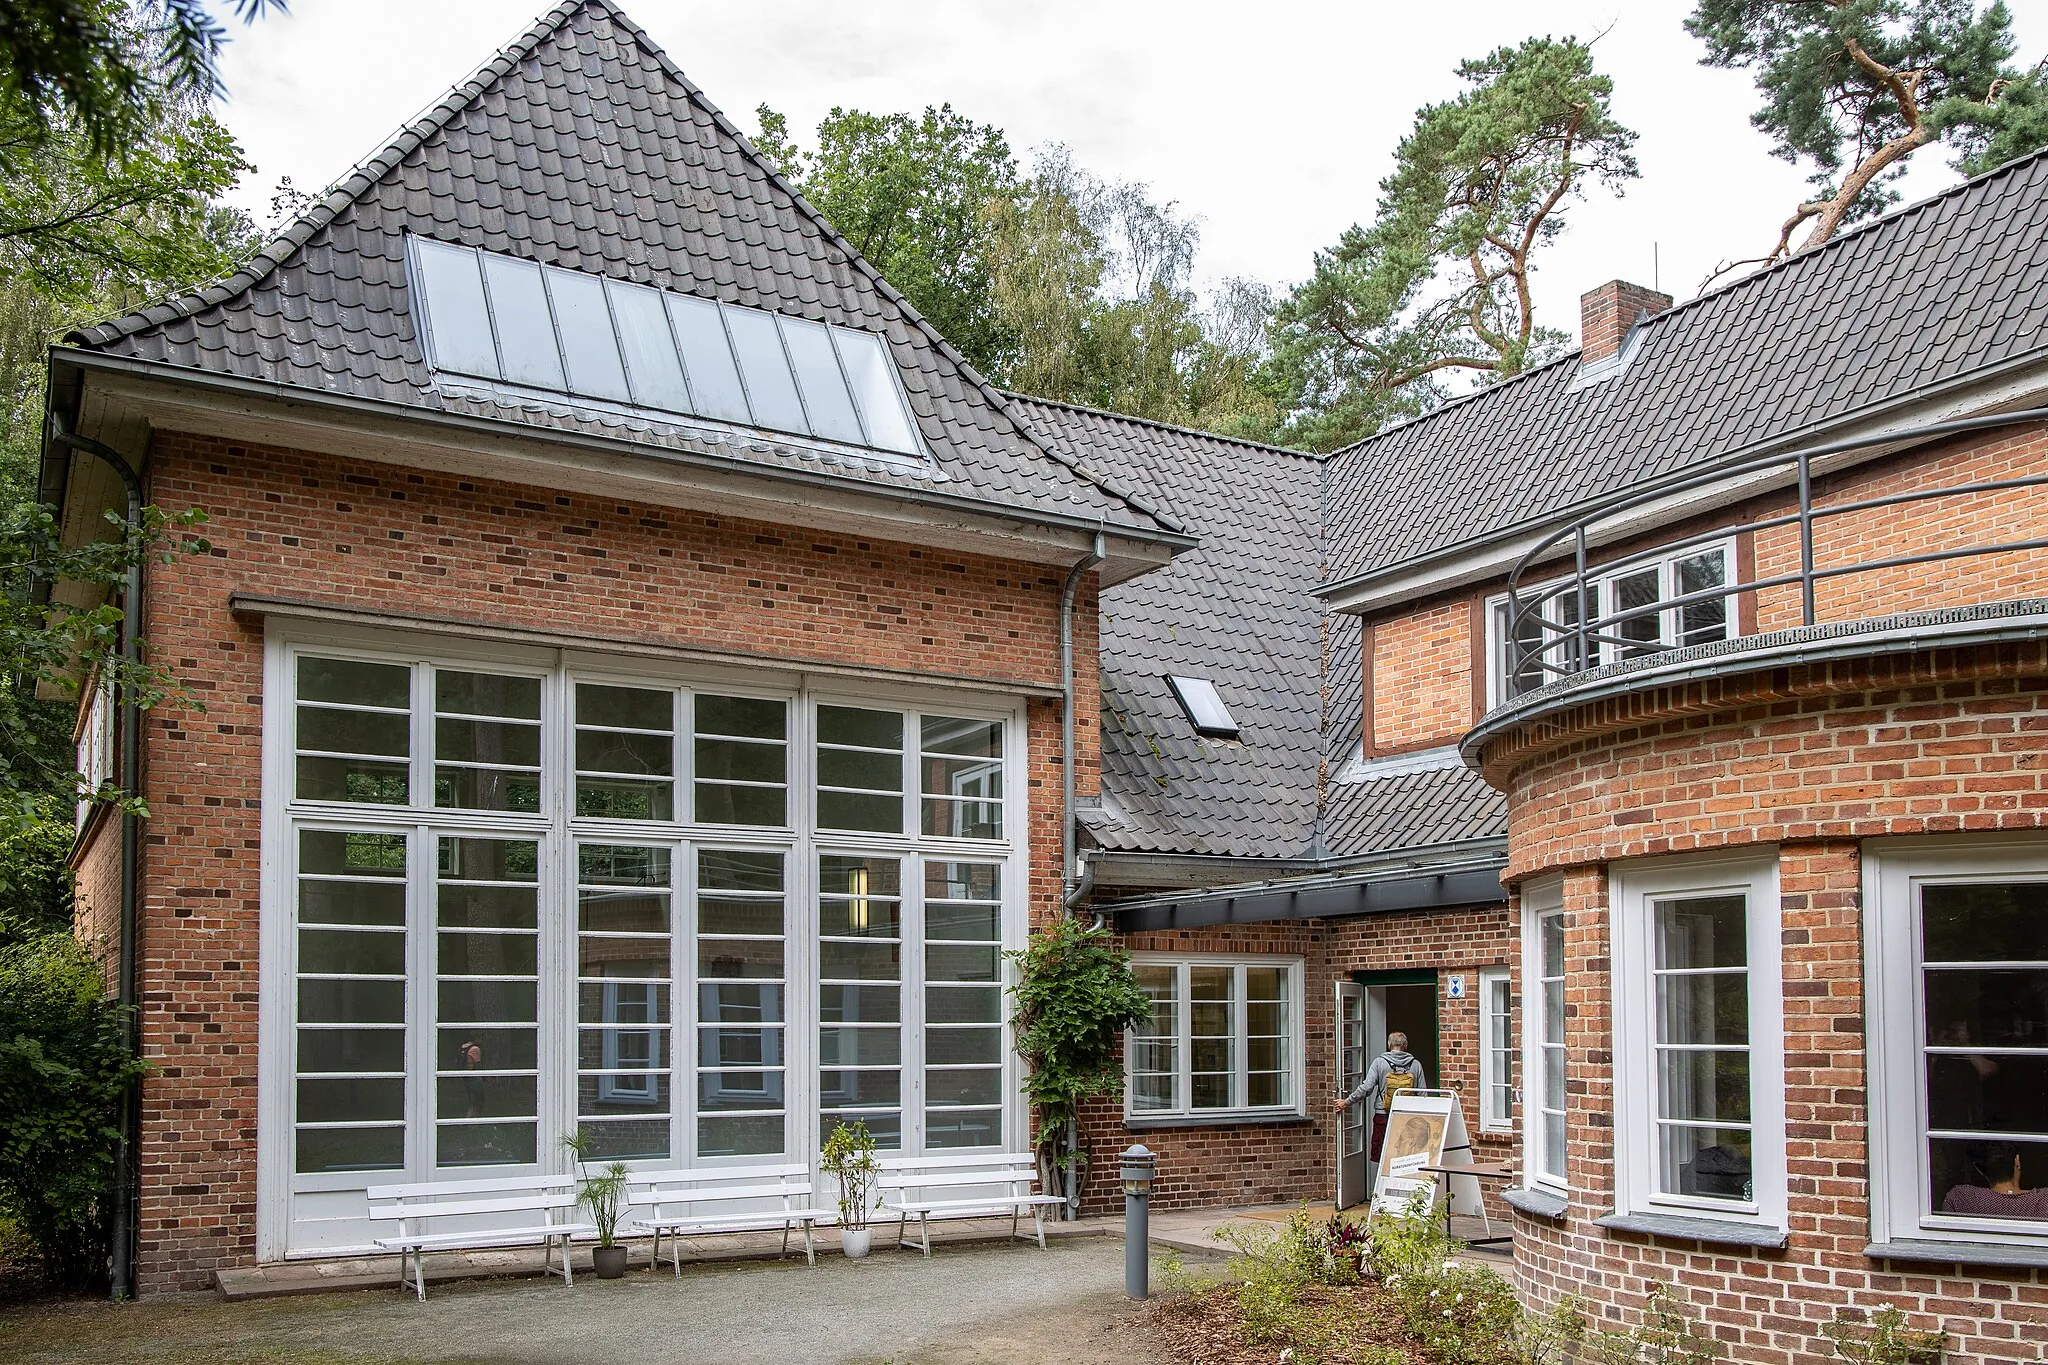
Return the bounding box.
[1337,982,1367,1209]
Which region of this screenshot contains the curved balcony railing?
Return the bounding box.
[1502,405,2048,700]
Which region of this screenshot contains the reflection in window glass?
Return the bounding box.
[577,845,672,1160]
[576,683,674,820]
[925,861,1003,1147]
[436,839,540,1167]
[297,656,411,805]
[1920,881,2048,1224]
[920,716,1002,839]
[833,329,919,454]
[434,670,541,814]
[412,239,498,379]
[1652,894,1752,1202]
[694,695,787,827]
[723,306,807,434]
[546,267,631,402]
[607,279,691,412]
[295,829,408,1174]
[1130,967,1177,1112]
[817,706,903,833]
[820,855,900,1150]
[667,295,751,423]
[699,851,787,1157]
[481,254,564,391]
[1537,911,1567,1183]
[781,318,864,446]
[1125,961,1299,1117]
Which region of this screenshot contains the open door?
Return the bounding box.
[1336,981,1368,1209]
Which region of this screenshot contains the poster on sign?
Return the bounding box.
[1368,1090,1482,1219]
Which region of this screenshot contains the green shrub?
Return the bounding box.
[1364,1197,1582,1365]
[1822,1305,1946,1365]
[1585,1284,1722,1365]
[0,934,146,1286]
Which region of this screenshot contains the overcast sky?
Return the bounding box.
[212,0,2046,339]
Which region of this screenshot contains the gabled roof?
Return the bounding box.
[1009,396,1328,860]
[65,0,1179,542]
[1325,147,2048,587]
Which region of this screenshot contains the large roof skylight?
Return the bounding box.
[1166,675,1241,740]
[408,237,924,457]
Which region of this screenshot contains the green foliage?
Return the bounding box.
[1362,1197,1583,1365]
[1822,1305,1947,1365]
[0,802,74,948]
[1584,1283,1723,1365]
[0,932,148,1285]
[758,102,1019,377]
[1265,36,1636,451]
[560,1133,628,1246]
[820,1118,880,1230]
[1005,916,1148,1200]
[0,0,282,159]
[1687,1,2044,258]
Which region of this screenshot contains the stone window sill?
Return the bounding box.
[1503,1188,1568,1220]
[1594,1211,1789,1250]
[1121,1113,1313,1131]
[1865,1238,2048,1270]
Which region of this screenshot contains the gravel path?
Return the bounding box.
[5,1237,1172,1365]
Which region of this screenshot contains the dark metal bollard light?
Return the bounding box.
[1120,1143,1156,1299]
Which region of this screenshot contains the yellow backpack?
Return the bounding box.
[1380,1065,1418,1111]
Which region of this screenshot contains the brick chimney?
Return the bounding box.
[1579,279,1672,363]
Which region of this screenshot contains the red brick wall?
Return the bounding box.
[1484,651,2048,1365]
[129,428,1096,1293]
[1076,906,1515,1217]
[1367,598,1477,753]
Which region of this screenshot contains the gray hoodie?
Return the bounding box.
[1343,1049,1425,1112]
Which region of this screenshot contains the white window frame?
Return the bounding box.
[255,618,1028,1260]
[1478,966,1514,1134]
[75,676,114,829]
[1610,849,1786,1233]
[1123,955,1305,1121]
[1865,835,2048,1253]
[1485,537,1736,708]
[1520,876,1568,1194]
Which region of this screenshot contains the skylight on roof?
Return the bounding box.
[1165,675,1240,739]
[407,237,925,458]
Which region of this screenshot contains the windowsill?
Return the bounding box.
[1594,1211,1788,1250]
[1865,1238,2048,1270]
[1122,1112,1312,1131]
[1503,1188,1569,1220]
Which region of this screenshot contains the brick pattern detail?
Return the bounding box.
[1072,909,1516,1219]
[1578,280,1672,364]
[123,429,1096,1293]
[1369,597,1476,753]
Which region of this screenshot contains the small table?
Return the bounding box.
[1420,1161,1516,1246]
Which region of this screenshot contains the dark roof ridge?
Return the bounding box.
[1331,141,2048,462]
[65,0,1185,540]
[1005,390,1323,462]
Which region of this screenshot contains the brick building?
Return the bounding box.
[34,0,2048,1353]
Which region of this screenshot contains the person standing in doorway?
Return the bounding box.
[1331,1031,1427,1161]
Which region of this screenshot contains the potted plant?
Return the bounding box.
[822,1119,880,1258]
[565,1133,632,1279]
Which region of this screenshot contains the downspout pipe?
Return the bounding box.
[49,414,143,1301]
[1056,530,1104,1221]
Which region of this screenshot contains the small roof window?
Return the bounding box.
[407,237,926,459]
[1165,675,1240,740]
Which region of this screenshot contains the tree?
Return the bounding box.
[1689,1,2047,277]
[755,102,1020,376]
[0,0,283,158]
[1263,37,1638,452]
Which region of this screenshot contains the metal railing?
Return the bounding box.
[1502,406,2048,699]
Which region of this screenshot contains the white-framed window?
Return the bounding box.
[1124,956,1304,1120]
[1610,850,1786,1232]
[1479,966,1514,1134]
[75,676,114,828]
[1520,878,1568,1191]
[1487,539,1735,705]
[1866,837,2048,1252]
[259,621,1027,1258]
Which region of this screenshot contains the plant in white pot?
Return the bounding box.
[822,1120,880,1258]
[565,1133,632,1279]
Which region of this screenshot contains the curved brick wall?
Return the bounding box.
[1474,640,2048,1365]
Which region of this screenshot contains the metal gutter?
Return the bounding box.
[50,349,1200,556]
[1106,850,1509,932]
[1058,533,1107,909]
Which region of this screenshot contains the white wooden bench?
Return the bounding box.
[877,1152,1066,1257]
[624,1163,827,1275]
[368,1174,595,1300]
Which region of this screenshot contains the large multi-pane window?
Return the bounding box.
[1868,842,2048,1252]
[1610,853,1785,1233]
[1490,541,1734,703]
[1124,957,1303,1119]
[1521,882,1568,1191]
[271,637,1021,1256]
[1478,967,1513,1134]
